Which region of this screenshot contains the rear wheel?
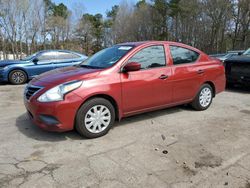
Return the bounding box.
[191,84,213,111]
[75,98,115,138]
[9,70,27,85]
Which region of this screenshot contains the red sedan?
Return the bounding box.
[24,41,225,138]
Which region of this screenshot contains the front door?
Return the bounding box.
[27,51,57,78]
[121,45,172,115]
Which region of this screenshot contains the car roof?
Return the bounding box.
[118,41,190,46]
[227,50,244,53]
[37,49,86,56]
[117,41,203,54]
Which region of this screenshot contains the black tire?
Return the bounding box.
[191,84,213,111]
[75,98,115,138]
[9,70,27,85]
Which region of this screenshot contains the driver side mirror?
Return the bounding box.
[238,52,243,56]
[123,62,141,72]
[33,58,39,64]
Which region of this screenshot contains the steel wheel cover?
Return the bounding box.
[84,105,111,133]
[199,87,212,107]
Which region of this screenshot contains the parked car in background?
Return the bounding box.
[0,50,87,84]
[24,41,225,138]
[209,53,227,59]
[217,50,244,62]
[224,48,250,86]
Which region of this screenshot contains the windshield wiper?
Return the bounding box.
[79,65,102,69]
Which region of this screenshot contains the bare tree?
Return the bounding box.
[112,1,136,43]
[75,18,93,55]
[0,0,250,58]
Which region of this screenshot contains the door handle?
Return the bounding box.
[159,74,169,80]
[197,69,205,74]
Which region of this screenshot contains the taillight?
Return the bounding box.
[217,59,224,66]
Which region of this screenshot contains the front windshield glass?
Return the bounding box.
[224,53,233,58]
[243,48,250,56]
[79,45,134,69]
[21,52,38,61]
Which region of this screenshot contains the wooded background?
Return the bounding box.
[0,0,250,59]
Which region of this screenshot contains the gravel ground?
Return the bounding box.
[0,84,250,188]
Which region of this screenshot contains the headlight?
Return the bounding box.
[37,80,83,102]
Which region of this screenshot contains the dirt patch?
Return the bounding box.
[182,164,197,176]
[0,89,11,92]
[30,150,44,158]
[240,110,250,115]
[33,143,53,149]
[245,181,250,188]
[195,153,222,168]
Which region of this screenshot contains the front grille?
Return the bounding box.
[25,85,42,100]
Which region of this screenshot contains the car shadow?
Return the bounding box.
[116,105,190,127]
[16,105,192,141]
[15,113,84,142]
[0,82,8,85]
[226,85,250,94]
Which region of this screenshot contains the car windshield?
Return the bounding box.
[21,52,38,61]
[224,53,234,58]
[243,48,250,56]
[79,45,134,69]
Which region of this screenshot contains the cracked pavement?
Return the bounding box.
[0,84,250,188]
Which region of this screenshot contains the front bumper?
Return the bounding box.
[24,92,83,132]
[0,70,7,82]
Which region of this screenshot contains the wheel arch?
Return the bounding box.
[203,81,216,97]
[78,94,120,121]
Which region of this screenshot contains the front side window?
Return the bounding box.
[80,45,134,69]
[38,52,57,61]
[128,45,166,69]
[22,52,39,61]
[170,46,200,65]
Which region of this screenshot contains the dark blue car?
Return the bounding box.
[0,50,87,84]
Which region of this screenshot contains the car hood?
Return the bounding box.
[224,55,250,64]
[0,60,25,67]
[30,66,101,86]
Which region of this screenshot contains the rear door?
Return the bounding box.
[121,45,172,115]
[169,45,204,103]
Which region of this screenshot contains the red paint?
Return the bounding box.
[24,41,225,132]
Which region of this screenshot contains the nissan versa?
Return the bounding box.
[0,50,87,85]
[24,41,225,138]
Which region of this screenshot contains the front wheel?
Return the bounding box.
[75,98,115,138]
[9,70,27,85]
[191,84,213,111]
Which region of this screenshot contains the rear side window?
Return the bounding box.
[128,45,166,69]
[57,52,80,60]
[170,46,200,65]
